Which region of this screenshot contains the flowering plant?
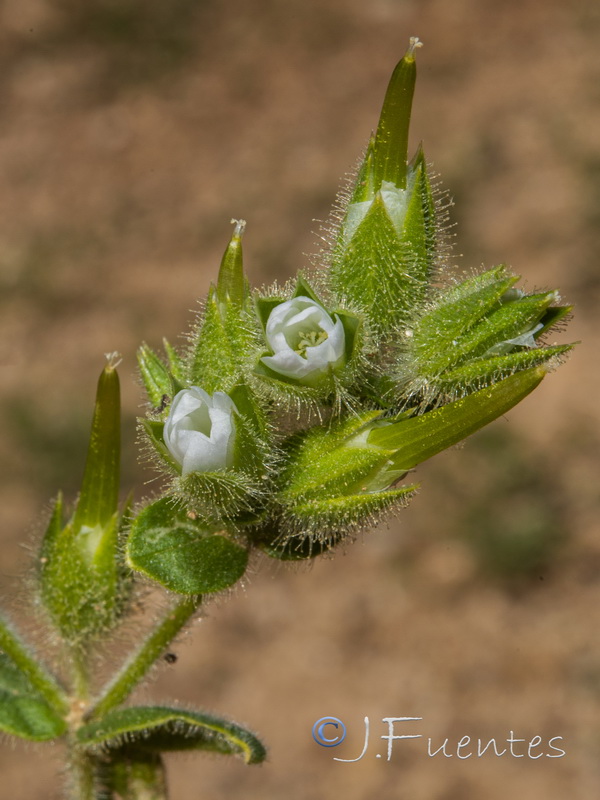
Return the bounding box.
[0,37,572,799]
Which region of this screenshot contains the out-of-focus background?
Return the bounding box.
[1,0,599,797]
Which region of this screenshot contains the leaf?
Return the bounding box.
[0,654,67,741]
[77,706,267,765]
[0,616,68,715]
[127,498,248,594]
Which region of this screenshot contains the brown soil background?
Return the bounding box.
[1,0,599,798]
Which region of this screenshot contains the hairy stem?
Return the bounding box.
[87,596,201,721]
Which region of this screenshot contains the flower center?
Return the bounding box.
[294,328,329,358]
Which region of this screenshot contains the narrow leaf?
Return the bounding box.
[78,706,267,765]
[0,654,67,741]
[0,615,68,714]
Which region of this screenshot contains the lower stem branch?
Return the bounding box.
[86,595,201,721]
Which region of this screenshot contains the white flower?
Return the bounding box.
[163,387,237,476]
[260,296,346,382]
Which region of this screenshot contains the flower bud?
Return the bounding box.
[163,387,237,475]
[260,296,345,383]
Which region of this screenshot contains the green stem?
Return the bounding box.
[70,644,91,702]
[0,615,69,713]
[87,596,201,721]
[69,748,96,800]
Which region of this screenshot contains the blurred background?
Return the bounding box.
[1,0,599,797]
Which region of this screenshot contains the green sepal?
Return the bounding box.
[330,191,428,336]
[370,367,547,469]
[409,144,437,259]
[229,384,273,493]
[188,283,259,393]
[39,495,123,643]
[536,304,572,336]
[290,484,416,534]
[39,362,125,643]
[267,411,417,546]
[188,223,259,392]
[408,266,518,374]
[453,290,560,361]
[163,338,186,384]
[137,343,172,409]
[278,414,392,502]
[254,526,338,560]
[126,498,248,594]
[348,135,376,205]
[141,418,182,473]
[398,267,574,403]
[372,38,419,191]
[72,360,120,535]
[77,705,267,765]
[434,344,573,399]
[292,273,322,302]
[216,220,246,307]
[0,653,67,741]
[178,470,264,526]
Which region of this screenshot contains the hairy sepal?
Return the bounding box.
[396,266,574,407]
[263,412,416,550]
[328,149,438,339]
[39,494,123,644]
[188,284,261,393]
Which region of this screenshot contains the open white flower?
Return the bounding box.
[261,296,345,382]
[163,387,237,475]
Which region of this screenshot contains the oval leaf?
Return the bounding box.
[127,498,248,594]
[78,705,266,765]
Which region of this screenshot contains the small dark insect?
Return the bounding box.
[154,394,170,414]
[164,652,178,664]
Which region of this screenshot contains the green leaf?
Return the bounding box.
[0,616,68,715]
[370,367,547,469]
[78,706,267,765]
[127,498,248,594]
[0,654,67,741]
